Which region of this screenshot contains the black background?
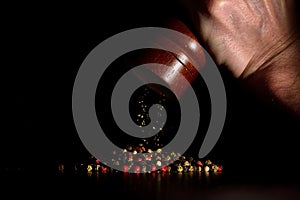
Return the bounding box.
[2,0,300,182]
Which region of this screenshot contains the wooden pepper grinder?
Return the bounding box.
[133,18,206,98]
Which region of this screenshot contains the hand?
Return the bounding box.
[181,0,300,116]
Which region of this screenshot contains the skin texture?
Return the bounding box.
[180,0,300,117]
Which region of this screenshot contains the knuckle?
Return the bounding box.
[209,0,231,16]
[212,0,228,8]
